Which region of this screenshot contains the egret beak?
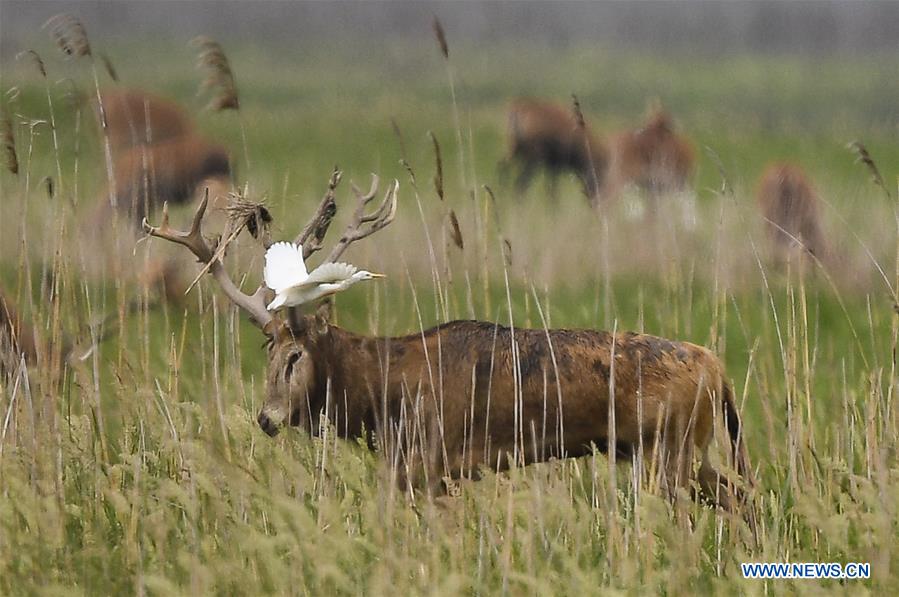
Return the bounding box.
[369,272,386,279]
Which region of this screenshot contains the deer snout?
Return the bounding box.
[257,411,281,437]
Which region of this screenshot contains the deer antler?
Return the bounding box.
[142,196,274,330]
[324,175,398,263]
[295,168,341,260]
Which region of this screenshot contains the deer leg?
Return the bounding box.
[660,418,696,502]
[697,456,736,511]
[496,156,513,187]
[545,170,559,202]
[514,159,538,195]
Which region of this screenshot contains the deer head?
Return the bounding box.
[142,170,398,436]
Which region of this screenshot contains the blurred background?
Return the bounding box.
[1,0,897,343]
[4,0,899,54]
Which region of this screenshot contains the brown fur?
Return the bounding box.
[98,89,194,152]
[607,108,695,198]
[502,99,610,200]
[258,313,750,508]
[93,88,233,228]
[756,162,828,260]
[111,135,232,226]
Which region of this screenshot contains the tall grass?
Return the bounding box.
[1,32,898,594]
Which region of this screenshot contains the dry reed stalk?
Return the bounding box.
[704,145,734,197]
[42,16,115,210]
[571,94,602,209]
[430,16,467,192]
[17,49,65,199]
[390,117,408,162]
[482,185,512,268]
[1,108,17,175]
[211,295,232,463]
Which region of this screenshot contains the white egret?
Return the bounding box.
[263,241,384,311]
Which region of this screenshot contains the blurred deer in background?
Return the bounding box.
[88,88,234,305]
[756,162,828,262]
[144,169,752,514]
[500,98,610,203]
[606,103,695,202]
[94,88,233,227]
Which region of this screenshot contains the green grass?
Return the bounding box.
[1,34,898,594]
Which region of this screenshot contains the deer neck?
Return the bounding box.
[312,325,386,438]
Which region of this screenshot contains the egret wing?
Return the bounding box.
[263,241,308,292]
[294,262,358,288]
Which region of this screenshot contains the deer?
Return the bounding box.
[110,134,232,227]
[756,162,828,262]
[96,88,195,153]
[88,88,233,304]
[500,98,610,204]
[143,171,752,513]
[606,105,695,202]
[91,88,233,227]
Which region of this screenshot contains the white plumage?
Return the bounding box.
[263,241,383,311]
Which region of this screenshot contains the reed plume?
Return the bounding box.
[2,108,18,175]
[99,52,119,82]
[848,141,892,202]
[432,17,449,59]
[17,50,46,78]
[43,14,92,59]
[191,36,240,111]
[448,209,464,250]
[429,131,444,201]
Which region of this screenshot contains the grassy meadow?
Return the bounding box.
[1,28,899,594]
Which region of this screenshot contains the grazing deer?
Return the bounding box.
[501,99,610,202]
[111,134,232,226]
[756,162,828,261]
[607,105,695,200]
[88,89,233,304]
[143,172,751,511]
[94,88,233,227]
[96,88,195,152]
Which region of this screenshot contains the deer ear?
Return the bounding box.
[263,318,290,341]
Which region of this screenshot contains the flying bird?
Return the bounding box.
[263,241,384,311]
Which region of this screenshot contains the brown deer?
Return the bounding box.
[143,172,751,511]
[607,106,695,200]
[110,134,232,226]
[94,88,233,227]
[88,89,233,304]
[96,88,195,152]
[501,98,610,203]
[756,162,828,261]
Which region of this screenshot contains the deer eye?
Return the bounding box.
[284,351,302,381]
